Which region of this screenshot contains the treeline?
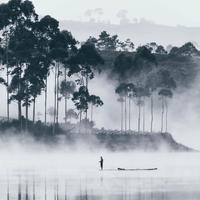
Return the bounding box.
[99,40,199,133]
[0,0,106,134]
[0,0,199,135]
[77,36,199,134]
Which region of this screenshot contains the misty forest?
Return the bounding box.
[1,0,200,200]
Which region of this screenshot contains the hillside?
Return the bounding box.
[60,20,200,47]
[0,120,194,151]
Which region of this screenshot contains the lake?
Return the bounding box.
[0,150,200,200]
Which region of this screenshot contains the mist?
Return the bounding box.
[1,59,200,149]
[0,136,200,200]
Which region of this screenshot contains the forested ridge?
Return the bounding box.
[0,0,199,143]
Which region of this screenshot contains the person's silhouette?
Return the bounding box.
[99,156,104,170]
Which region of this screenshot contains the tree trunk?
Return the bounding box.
[44,78,47,125]
[165,98,168,133]
[161,96,164,133]
[150,95,154,133]
[91,104,93,122]
[65,98,67,124]
[64,183,67,200]
[6,69,9,121]
[85,75,89,134]
[33,180,35,200]
[121,100,123,133]
[85,75,89,120]
[18,63,22,124]
[53,66,57,134]
[18,100,22,121]
[79,111,82,134]
[142,97,145,133]
[56,63,60,125]
[64,68,67,124]
[32,97,36,123]
[124,96,127,132]
[56,185,59,200]
[132,98,135,132]
[138,97,141,133]
[25,184,28,200]
[128,97,131,131]
[44,179,47,200]
[7,184,9,200]
[25,101,28,129]
[6,44,9,121]
[18,183,21,200]
[80,111,82,124]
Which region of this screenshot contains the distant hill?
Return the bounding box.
[59,20,200,48]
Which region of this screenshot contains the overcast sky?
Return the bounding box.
[1,0,200,26]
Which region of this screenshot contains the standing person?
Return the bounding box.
[99,156,104,170]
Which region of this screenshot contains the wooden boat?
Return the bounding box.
[102,168,158,171]
[117,167,157,171]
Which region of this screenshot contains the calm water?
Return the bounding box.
[1,151,200,200]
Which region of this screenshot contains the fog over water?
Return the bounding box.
[0,139,200,200]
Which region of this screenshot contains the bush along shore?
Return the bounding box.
[0,119,194,152]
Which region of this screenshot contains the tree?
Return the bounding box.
[117,96,124,132]
[158,70,176,133]
[126,83,136,131]
[24,59,46,123]
[72,86,90,132]
[146,71,160,133]
[113,53,133,81]
[50,30,77,131]
[0,0,38,123]
[60,80,76,123]
[68,42,104,120]
[115,83,127,132]
[169,42,200,57]
[8,22,37,124]
[119,38,134,52]
[66,109,78,123]
[158,89,172,133]
[86,36,98,46]
[0,31,10,121]
[115,83,135,132]
[134,46,157,74]
[72,86,103,133]
[34,15,59,125]
[89,95,103,122]
[146,42,158,53]
[155,45,167,55]
[135,86,149,133]
[97,31,119,51]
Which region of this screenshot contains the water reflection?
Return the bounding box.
[3,175,200,200]
[1,152,200,200]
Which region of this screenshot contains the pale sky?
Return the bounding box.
[1,0,200,26]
